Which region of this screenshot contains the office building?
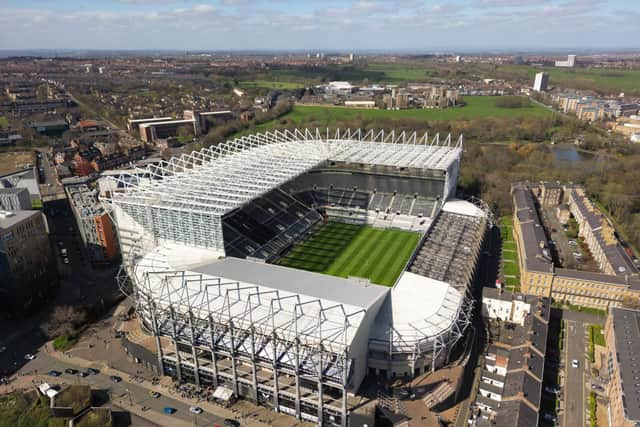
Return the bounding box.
[533,72,549,92]
[0,210,56,316]
[555,54,576,68]
[0,188,31,211]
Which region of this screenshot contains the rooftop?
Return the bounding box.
[0,209,40,230]
[610,307,640,423]
[107,129,463,218]
[192,257,389,310]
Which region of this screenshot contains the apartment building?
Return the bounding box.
[604,307,640,427]
[567,187,637,277]
[0,210,57,315]
[65,184,119,264]
[511,183,640,309]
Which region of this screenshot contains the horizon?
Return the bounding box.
[1,0,639,51]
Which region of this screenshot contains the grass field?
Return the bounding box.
[239,80,305,90]
[500,215,521,292]
[277,222,420,286]
[497,64,640,95]
[246,95,551,135]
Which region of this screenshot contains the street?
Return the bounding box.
[563,319,587,427]
[12,353,229,427]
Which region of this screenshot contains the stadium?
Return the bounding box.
[104,129,488,426]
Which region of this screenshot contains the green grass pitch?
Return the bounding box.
[277,222,421,287]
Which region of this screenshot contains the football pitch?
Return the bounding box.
[277,222,421,286]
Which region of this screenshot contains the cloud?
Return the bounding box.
[0,0,638,50]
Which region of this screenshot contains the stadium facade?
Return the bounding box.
[103,129,488,426]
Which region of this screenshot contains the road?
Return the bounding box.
[17,353,228,427]
[563,319,587,427]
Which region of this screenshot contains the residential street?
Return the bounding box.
[563,319,588,427]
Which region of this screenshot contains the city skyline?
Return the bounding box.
[0,0,639,51]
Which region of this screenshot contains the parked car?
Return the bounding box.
[542,412,557,422]
[64,368,78,375]
[48,370,62,377]
[163,407,176,415]
[223,419,240,427]
[24,353,36,360]
[0,346,6,353]
[149,391,161,399]
[79,371,89,377]
[86,368,100,375]
[110,375,122,383]
[189,406,203,415]
[60,248,67,256]
[591,384,604,392]
[63,257,70,264]
[544,385,560,395]
[571,359,580,368]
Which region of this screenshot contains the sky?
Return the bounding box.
[0,0,638,51]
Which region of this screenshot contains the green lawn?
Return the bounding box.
[503,241,517,251]
[239,80,306,90]
[497,64,640,95]
[590,324,606,347]
[503,261,520,277]
[499,215,521,291]
[236,95,552,138]
[277,222,420,286]
[0,116,8,128]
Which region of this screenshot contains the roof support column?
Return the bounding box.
[295,340,302,420]
[169,307,183,382]
[188,311,201,387]
[341,351,348,427]
[317,349,324,426]
[208,315,219,387]
[148,300,165,376]
[250,328,259,403]
[272,334,280,412]
[228,322,240,397]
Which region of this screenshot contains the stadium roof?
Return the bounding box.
[192,257,388,309]
[106,129,462,217]
[131,243,387,351]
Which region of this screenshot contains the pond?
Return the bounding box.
[549,144,595,164]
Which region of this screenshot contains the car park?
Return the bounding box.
[189,406,203,414]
